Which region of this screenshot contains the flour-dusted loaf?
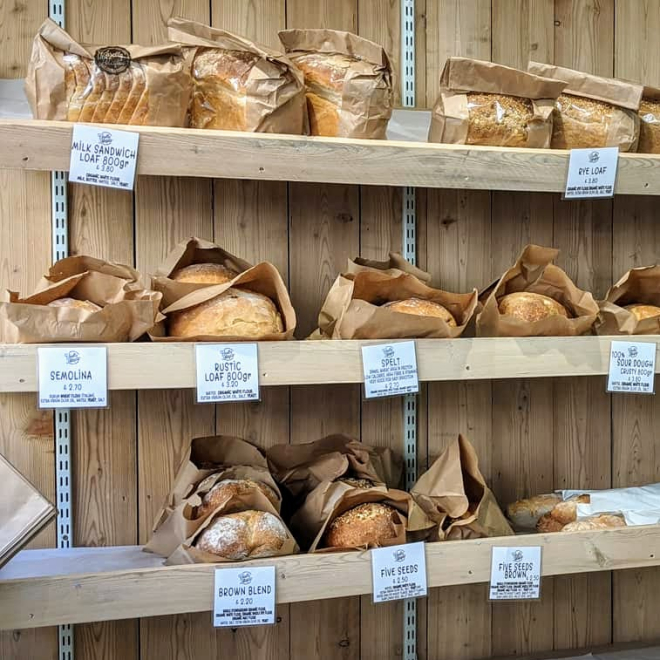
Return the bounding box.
[528,62,642,151]
[498,292,570,323]
[323,502,398,549]
[536,495,591,532]
[168,288,284,338]
[48,298,102,313]
[561,514,626,533]
[384,298,457,327]
[171,263,237,285]
[26,19,190,127]
[195,510,287,559]
[195,478,280,519]
[279,29,392,138]
[506,493,562,530]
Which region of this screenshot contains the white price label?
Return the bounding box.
[490,547,542,601]
[564,147,619,199]
[196,343,260,403]
[213,566,275,627]
[69,125,139,190]
[607,340,656,394]
[361,341,419,399]
[371,542,427,603]
[37,346,108,409]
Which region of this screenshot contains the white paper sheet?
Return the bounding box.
[0,79,30,119]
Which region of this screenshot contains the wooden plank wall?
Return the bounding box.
[1,1,660,659]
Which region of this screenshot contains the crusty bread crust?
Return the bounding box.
[324,502,398,549]
[498,292,570,323]
[384,298,456,326]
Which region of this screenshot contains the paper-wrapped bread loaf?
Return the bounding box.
[26,19,190,126]
[280,29,392,138]
[498,292,570,323]
[195,478,280,519]
[323,502,398,549]
[171,263,237,284]
[384,298,457,326]
[168,288,283,338]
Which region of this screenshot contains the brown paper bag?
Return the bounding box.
[26,19,190,126]
[167,17,307,134]
[153,237,253,308]
[308,486,434,552]
[279,28,392,139]
[639,86,660,153]
[0,256,161,343]
[412,435,514,542]
[429,57,566,148]
[476,245,598,337]
[528,61,642,151]
[0,453,56,568]
[146,435,283,560]
[345,253,432,283]
[314,270,478,340]
[596,266,660,335]
[151,262,296,342]
[266,434,403,500]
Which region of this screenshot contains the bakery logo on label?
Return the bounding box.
[393,549,406,562]
[629,346,639,358]
[221,348,235,361]
[238,571,252,585]
[98,131,113,146]
[512,549,524,562]
[382,346,395,359]
[64,350,81,366]
[95,46,131,74]
[589,151,600,163]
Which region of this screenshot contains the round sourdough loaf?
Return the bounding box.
[48,298,102,313]
[506,493,562,530]
[497,292,570,323]
[171,262,236,284]
[168,288,284,338]
[384,298,457,326]
[323,502,398,549]
[561,514,626,532]
[625,303,660,321]
[195,510,287,559]
[195,478,279,519]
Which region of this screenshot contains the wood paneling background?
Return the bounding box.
[1,1,660,658]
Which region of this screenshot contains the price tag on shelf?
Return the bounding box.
[69,124,139,190]
[489,546,542,601]
[371,542,427,603]
[607,340,656,394]
[195,343,260,403]
[213,565,275,627]
[37,346,108,409]
[564,147,619,199]
[361,341,419,399]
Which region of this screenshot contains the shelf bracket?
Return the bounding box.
[401,1,417,660]
[49,4,73,660]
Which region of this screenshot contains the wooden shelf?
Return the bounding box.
[1,337,657,392]
[1,525,660,629]
[2,119,660,193]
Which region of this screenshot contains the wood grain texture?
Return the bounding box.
[613,5,660,643]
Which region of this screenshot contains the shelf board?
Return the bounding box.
[2,119,660,193]
[1,525,660,629]
[0,337,657,393]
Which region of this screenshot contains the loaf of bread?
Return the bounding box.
[279,29,392,138]
[168,288,284,338]
[171,263,237,284]
[527,62,642,151]
[498,292,570,323]
[506,493,562,530]
[384,298,456,326]
[27,20,190,127]
[323,502,398,548]
[195,509,287,559]
[195,478,279,519]
[429,58,565,148]
[639,90,660,153]
[339,477,376,489]
[561,514,626,533]
[625,304,660,321]
[48,298,102,313]
[536,495,590,532]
